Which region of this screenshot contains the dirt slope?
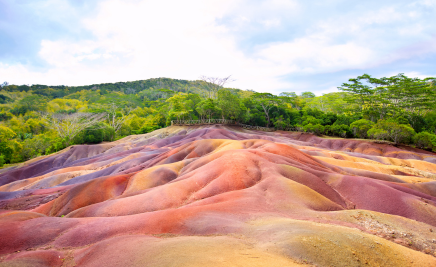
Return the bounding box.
[1,125,436,266]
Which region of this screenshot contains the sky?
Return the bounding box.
[1,0,436,95]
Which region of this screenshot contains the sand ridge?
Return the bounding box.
[0,125,436,266]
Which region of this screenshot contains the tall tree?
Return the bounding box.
[44,112,106,146]
[217,89,243,121]
[199,75,233,99]
[251,93,281,127]
[166,92,194,121]
[338,74,376,117]
[0,126,22,164]
[106,102,131,139]
[279,92,301,109]
[301,91,316,99]
[196,99,221,121]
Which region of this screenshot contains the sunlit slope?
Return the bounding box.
[1,125,436,266]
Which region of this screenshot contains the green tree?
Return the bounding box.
[301,115,323,126]
[251,93,281,127]
[44,112,106,146]
[25,118,46,135]
[21,134,53,161]
[217,89,243,121]
[12,95,49,115]
[166,92,195,124]
[368,120,416,144]
[301,91,316,99]
[339,73,436,122]
[279,92,301,109]
[304,123,324,135]
[0,126,22,164]
[331,124,350,138]
[413,132,436,151]
[273,115,290,130]
[338,74,378,119]
[196,99,221,121]
[350,119,374,138]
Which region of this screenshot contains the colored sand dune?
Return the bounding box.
[1,125,436,266]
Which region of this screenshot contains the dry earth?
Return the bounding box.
[1,125,436,266]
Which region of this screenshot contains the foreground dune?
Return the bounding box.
[1,125,436,266]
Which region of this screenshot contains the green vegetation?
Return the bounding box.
[0,74,435,167]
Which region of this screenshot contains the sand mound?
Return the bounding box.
[1,125,436,266]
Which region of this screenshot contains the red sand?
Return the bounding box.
[1,125,436,266]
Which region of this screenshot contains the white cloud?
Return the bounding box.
[420,0,436,7]
[1,0,435,93]
[261,19,281,28]
[398,71,429,79]
[1,0,295,91]
[256,38,375,73]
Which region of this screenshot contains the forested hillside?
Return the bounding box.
[0,74,435,167]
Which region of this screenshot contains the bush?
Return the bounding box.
[302,116,322,126]
[45,137,67,154]
[139,125,161,134]
[21,134,53,160]
[0,126,22,163]
[389,115,409,125]
[274,115,290,130]
[304,123,324,135]
[367,128,389,141]
[0,154,5,167]
[368,120,416,144]
[118,124,132,137]
[331,124,350,138]
[324,125,332,135]
[0,112,12,121]
[350,119,374,138]
[294,124,304,132]
[74,123,115,144]
[334,114,361,126]
[414,132,436,151]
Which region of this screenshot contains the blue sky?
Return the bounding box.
[1,0,436,95]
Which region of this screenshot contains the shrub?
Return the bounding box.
[295,124,304,132]
[274,116,290,130]
[350,119,374,138]
[324,125,332,135]
[0,126,22,163]
[331,124,350,138]
[414,132,436,151]
[74,123,115,144]
[21,134,53,160]
[139,125,161,134]
[45,137,68,155]
[302,116,322,126]
[304,123,324,135]
[368,120,416,144]
[0,154,5,167]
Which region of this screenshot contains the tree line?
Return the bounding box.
[0,73,435,167]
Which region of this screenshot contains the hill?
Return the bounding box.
[0,125,436,266]
[1,73,435,170]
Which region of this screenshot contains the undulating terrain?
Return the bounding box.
[1,125,436,266]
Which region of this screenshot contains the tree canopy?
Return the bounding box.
[1,73,436,167]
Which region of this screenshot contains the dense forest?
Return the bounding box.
[0,74,436,167]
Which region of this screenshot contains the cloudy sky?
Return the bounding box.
[1,0,436,95]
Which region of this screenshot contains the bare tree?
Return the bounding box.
[107,102,131,139]
[199,75,234,99]
[44,112,106,146]
[251,93,282,127]
[124,87,136,94]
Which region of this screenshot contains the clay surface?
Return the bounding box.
[1,125,436,266]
